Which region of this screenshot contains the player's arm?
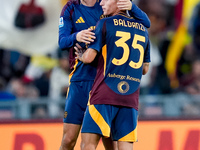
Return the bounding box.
[75,18,105,63]
[58,1,95,49]
[75,46,97,64]
[143,63,149,75]
[117,0,150,28]
[143,38,151,75]
[59,2,78,49]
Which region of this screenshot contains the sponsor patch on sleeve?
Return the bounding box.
[59,17,64,28]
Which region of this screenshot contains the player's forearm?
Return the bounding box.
[59,4,78,49]
[81,54,90,64]
[142,63,150,75]
[59,32,78,49]
[81,48,97,64]
[128,3,151,28]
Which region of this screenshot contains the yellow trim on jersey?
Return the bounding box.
[118,126,138,142]
[102,45,107,76]
[76,17,85,23]
[67,59,78,98]
[87,91,91,106]
[89,105,110,137]
[69,59,78,83]
[118,13,133,19]
[65,84,70,98]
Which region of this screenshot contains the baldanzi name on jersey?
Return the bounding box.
[113,19,145,31]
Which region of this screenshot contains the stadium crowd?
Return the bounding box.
[1,0,200,119]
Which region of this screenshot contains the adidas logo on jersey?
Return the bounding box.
[76,17,85,23]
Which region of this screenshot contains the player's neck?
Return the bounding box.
[117,10,127,16]
[112,9,121,16]
[81,0,96,7]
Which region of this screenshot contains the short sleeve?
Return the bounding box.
[143,38,151,63]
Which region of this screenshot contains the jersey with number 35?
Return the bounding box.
[88,13,150,110]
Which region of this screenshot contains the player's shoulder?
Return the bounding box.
[64,0,79,8]
[96,17,108,28]
[95,15,123,31]
[97,15,115,26]
[61,0,79,16]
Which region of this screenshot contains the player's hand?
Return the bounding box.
[76,29,96,44]
[75,43,86,53]
[75,43,84,61]
[117,0,132,10]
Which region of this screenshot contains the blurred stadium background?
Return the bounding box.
[0,0,200,149]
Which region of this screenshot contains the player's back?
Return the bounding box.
[89,13,150,109]
[103,13,149,94]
